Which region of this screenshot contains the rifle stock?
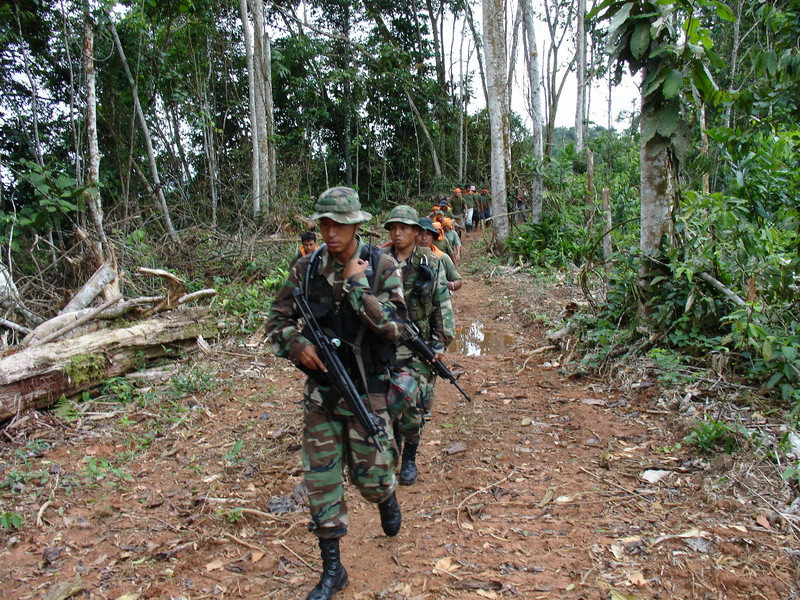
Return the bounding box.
[401,324,473,403]
[291,288,385,452]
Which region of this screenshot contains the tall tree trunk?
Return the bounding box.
[639,86,675,319]
[483,0,509,243]
[108,18,178,243]
[239,0,260,218]
[249,0,276,217]
[201,88,220,228]
[521,0,544,223]
[574,0,587,153]
[83,9,118,298]
[425,0,446,90]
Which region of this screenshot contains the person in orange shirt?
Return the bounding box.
[417,219,462,293]
[292,231,319,266]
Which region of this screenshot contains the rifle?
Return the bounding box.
[291,287,385,452]
[401,323,473,403]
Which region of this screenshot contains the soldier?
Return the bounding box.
[383,205,454,485]
[418,218,463,293]
[441,217,462,262]
[463,187,476,235]
[266,187,406,600]
[432,221,455,259]
[449,188,465,231]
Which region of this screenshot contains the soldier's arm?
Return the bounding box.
[345,254,406,341]
[428,257,455,353]
[265,259,314,363]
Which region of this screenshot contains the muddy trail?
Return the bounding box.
[1,233,798,600]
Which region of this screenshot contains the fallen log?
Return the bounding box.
[0,306,218,422]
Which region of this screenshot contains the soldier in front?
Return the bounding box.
[266,187,406,600]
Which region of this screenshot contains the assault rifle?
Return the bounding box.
[401,323,473,403]
[291,287,385,452]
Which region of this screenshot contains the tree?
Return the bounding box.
[483,0,510,242]
[574,0,588,153]
[591,0,718,315]
[521,0,545,223]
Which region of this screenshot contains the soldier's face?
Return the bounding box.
[302,239,316,253]
[417,230,434,247]
[319,218,358,260]
[389,223,417,252]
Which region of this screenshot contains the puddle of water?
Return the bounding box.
[450,321,516,356]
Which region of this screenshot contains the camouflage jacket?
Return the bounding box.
[385,244,454,358]
[266,240,407,382]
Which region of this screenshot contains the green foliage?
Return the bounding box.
[507,217,598,269]
[81,457,134,487]
[0,512,23,531]
[170,368,219,395]
[684,417,741,454]
[215,264,289,334]
[224,440,245,463]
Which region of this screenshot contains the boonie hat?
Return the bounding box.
[309,187,372,224]
[383,205,420,229]
[418,218,438,236]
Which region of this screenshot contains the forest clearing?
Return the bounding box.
[1,234,797,600]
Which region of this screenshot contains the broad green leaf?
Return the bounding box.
[710,1,736,22]
[608,3,634,39]
[762,339,773,362]
[782,346,797,361]
[630,22,651,59]
[654,105,679,138]
[764,51,778,76]
[766,372,783,389]
[662,69,684,99]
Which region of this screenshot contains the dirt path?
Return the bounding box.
[1,234,797,600]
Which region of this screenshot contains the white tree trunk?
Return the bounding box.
[249,0,276,217]
[83,13,119,299]
[521,0,544,223]
[483,0,509,243]
[108,18,178,242]
[574,0,587,153]
[239,0,261,218]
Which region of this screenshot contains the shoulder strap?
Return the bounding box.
[303,243,327,299]
[353,244,393,392]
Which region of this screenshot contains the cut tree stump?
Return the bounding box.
[0,307,218,422]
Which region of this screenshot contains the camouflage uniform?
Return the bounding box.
[266,192,406,542]
[384,209,455,445]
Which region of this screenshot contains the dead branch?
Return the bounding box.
[27,295,122,349]
[59,262,117,314]
[0,317,30,335]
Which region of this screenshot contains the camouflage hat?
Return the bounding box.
[383,205,420,229]
[309,187,372,224]
[418,217,438,236]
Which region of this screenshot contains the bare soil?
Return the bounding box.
[1,234,798,600]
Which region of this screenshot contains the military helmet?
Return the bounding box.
[309,187,372,224]
[418,217,438,236]
[383,204,420,229]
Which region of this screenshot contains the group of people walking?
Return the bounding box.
[265,187,465,600]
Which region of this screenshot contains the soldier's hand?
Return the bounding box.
[432,353,443,363]
[300,345,327,373]
[344,257,369,279]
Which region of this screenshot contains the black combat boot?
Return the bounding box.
[378,491,402,537]
[399,442,419,486]
[306,538,348,600]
